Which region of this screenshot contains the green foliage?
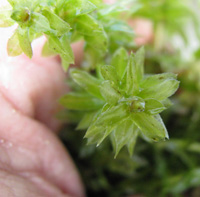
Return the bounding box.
[59,0,199,196]
[3,0,200,196]
[7,29,23,56]
[60,98,200,196]
[60,48,179,157]
[133,0,200,50]
[0,5,14,27]
[0,0,136,71]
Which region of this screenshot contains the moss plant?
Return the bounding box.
[0,0,180,157]
[5,1,200,196]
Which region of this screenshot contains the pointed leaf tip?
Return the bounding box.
[17,27,32,58]
[143,79,179,101]
[135,46,145,81]
[100,80,121,105]
[111,47,128,80]
[70,69,103,99]
[126,52,139,95]
[132,113,168,142]
[7,30,22,56]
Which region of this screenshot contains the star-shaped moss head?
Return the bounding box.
[60,47,179,157]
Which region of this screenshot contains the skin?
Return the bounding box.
[0,25,85,197]
[0,0,152,196]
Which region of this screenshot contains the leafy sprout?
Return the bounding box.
[60,47,179,157]
[0,0,137,71]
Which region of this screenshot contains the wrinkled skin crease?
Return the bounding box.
[0,25,85,196]
[0,0,152,196]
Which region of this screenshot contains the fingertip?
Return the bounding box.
[128,18,154,46]
[103,0,116,4]
[71,41,84,67]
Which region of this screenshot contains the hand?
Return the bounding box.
[0,1,85,195]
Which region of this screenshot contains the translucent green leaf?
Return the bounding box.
[83,111,100,136]
[8,0,32,7]
[85,125,118,146]
[101,103,110,113]
[7,30,22,56]
[139,78,180,101]
[106,20,134,35]
[76,14,108,52]
[98,0,133,16]
[127,125,139,156]
[135,46,145,82]
[42,9,71,36]
[111,119,138,158]
[60,55,70,71]
[84,109,114,145]
[83,44,102,69]
[100,65,118,85]
[140,73,177,89]
[84,32,108,52]
[70,69,103,99]
[131,113,169,141]
[97,124,118,147]
[161,98,173,108]
[41,41,57,57]
[58,0,96,19]
[111,47,128,80]
[89,0,102,6]
[126,52,139,95]
[99,5,127,17]
[145,98,166,115]
[0,7,14,27]
[59,93,104,111]
[31,12,53,34]
[60,34,74,66]
[95,104,127,126]
[70,31,83,43]
[85,117,121,146]
[84,124,105,144]
[17,27,32,58]
[100,81,121,105]
[48,34,74,70]
[77,111,97,130]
